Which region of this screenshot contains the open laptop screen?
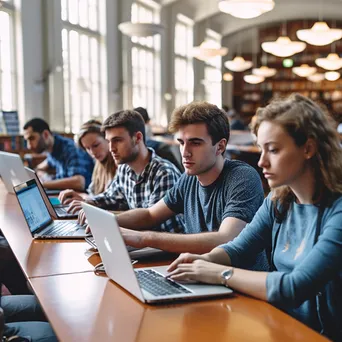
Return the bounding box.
[15,179,52,233]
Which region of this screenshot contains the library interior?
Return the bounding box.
[0,0,341,341]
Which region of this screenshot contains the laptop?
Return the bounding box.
[25,167,78,219]
[0,151,31,193]
[14,179,88,239]
[82,202,233,304]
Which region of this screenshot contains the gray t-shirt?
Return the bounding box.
[164,159,264,234]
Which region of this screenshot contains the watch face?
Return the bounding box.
[221,269,233,282]
[222,270,231,279]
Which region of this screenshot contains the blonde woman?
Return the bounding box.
[59,120,116,208]
[167,94,342,340]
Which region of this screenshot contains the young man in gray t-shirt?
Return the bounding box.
[99,101,264,254]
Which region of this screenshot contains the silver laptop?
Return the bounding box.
[25,167,78,219]
[14,179,87,239]
[0,151,31,193]
[82,202,233,304]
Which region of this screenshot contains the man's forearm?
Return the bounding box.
[43,175,85,191]
[141,231,232,254]
[117,209,158,230]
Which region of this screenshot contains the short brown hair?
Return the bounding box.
[169,101,230,145]
[102,110,146,143]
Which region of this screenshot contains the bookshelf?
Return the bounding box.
[0,132,75,168]
[0,135,28,157]
[232,20,342,125]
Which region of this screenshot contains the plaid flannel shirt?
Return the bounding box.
[47,134,94,188]
[91,148,185,233]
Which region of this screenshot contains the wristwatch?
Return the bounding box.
[220,268,234,287]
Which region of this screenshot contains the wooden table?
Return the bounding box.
[30,272,329,342]
[0,184,95,278]
[0,182,329,342]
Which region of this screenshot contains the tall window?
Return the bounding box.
[174,14,193,108]
[203,30,222,108]
[0,0,17,111]
[61,0,107,132]
[131,1,161,123]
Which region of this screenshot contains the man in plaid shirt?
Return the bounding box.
[95,102,264,255]
[23,118,94,191]
[76,109,184,233]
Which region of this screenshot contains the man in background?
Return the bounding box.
[23,118,94,191]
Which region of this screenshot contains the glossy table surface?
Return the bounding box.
[30,272,329,342]
[0,183,94,278]
[0,181,329,342]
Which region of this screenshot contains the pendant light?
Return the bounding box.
[218,0,275,19]
[224,56,253,72]
[244,74,265,84]
[315,53,342,71]
[262,22,306,57]
[192,40,228,61]
[325,71,340,81]
[297,22,342,46]
[252,66,276,77]
[252,52,276,77]
[118,22,164,37]
[307,73,325,82]
[262,36,306,57]
[292,64,317,77]
[223,72,234,81]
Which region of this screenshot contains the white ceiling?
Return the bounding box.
[160,0,342,38]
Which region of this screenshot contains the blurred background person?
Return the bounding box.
[59,119,117,205]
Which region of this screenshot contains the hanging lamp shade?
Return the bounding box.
[192,40,228,61]
[218,0,275,19]
[315,53,342,71]
[223,72,234,81]
[252,66,276,77]
[325,71,340,81]
[261,36,306,57]
[296,22,342,46]
[292,64,317,77]
[224,56,253,72]
[118,22,164,37]
[244,74,265,84]
[307,73,325,82]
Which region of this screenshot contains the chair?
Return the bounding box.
[146,140,184,172]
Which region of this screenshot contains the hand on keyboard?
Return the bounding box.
[67,200,83,214]
[59,189,83,204]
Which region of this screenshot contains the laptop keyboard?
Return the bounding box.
[42,221,83,236]
[55,207,68,215]
[55,207,79,217]
[135,269,192,296]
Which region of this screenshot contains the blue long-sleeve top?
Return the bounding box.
[219,193,342,339]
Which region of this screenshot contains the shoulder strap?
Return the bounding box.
[269,220,281,271]
[314,205,325,245]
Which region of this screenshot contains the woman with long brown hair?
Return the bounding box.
[167,94,342,341]
[59,119,116,205]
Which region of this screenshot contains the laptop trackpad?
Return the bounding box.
[72,227,87,236]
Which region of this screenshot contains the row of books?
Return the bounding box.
[0,110,20,135]
[0,135,27,152]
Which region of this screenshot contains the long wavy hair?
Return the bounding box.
[253,93,342,219]
[77,120,116,195]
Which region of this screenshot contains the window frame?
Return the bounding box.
[130,0,161,124]
[174,13,194,108]
[0,0,18,112]
[61,0,107,133]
